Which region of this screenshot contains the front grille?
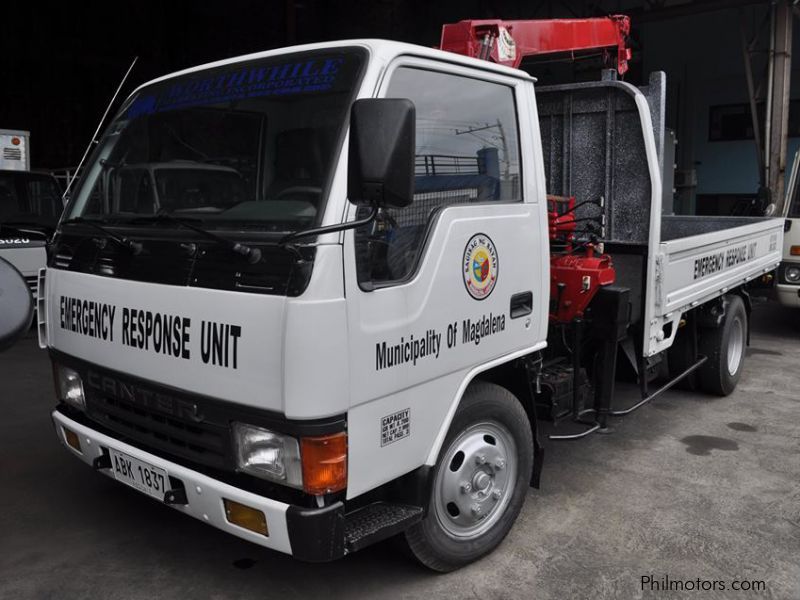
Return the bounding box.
[87,394,229,469]
[24,275,38,298]
[54,251,73,268]
[50,233,315,296]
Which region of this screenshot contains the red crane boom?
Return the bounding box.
[440,16,632,75]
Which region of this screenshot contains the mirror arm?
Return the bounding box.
[280,198,379,245]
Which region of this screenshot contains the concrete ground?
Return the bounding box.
[1,301,798,600]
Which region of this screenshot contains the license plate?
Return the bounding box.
[109,449,169,500]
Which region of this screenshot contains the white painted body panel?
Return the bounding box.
[647,220,783,355]
[0,244,45,278]
[343,56,549,498]
[776,216,800,307]
[45,244,350,418]
[776,284,800,307]
[46,268,287,411]
[343,202,548,497]
[0,242,45,300]
[659,220,783,313]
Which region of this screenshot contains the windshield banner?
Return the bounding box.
[128,56,346,119]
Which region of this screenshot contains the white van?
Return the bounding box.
[0,169,63,299]
[777,153,800,307]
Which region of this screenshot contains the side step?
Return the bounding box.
[344,502,423,554]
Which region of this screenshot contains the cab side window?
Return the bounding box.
[355,67,521,286]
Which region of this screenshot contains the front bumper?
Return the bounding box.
[776,284,800,307]
[52,410,347,560]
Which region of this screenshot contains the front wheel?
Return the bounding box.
[405,381,533,572]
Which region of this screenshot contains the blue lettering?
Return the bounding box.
[320,58,344,75]
[143,57,342,115]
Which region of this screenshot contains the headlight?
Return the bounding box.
[785,266,800,283]
[54,365,85,410]
[232,423,302,488]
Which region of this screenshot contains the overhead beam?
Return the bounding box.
[631,0,765,23]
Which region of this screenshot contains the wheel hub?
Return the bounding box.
[473,471,491,492]
[433,421,518,539]
[727,317,744,376]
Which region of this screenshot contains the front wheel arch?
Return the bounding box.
[423,354,543,487]
[406,380,534,571]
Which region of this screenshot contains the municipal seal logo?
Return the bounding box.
[463,233,498,300]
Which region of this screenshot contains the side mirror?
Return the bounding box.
[0,258,34,352]
[348,98,415,208]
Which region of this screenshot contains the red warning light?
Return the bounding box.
[11,137,21,146]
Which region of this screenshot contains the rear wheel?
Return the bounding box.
[405,381,533,572]
[698,295,747,396]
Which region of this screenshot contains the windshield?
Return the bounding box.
[0,171,63,229]
[65,48,365,232]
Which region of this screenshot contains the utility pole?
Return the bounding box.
[766,0,792,215]
[495,119,510,180]
[454,121,510,178]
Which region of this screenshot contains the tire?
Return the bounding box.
[404,381,533,572]
[697,295,747,396]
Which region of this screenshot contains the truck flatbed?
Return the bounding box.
[653,216,781,355]
[538,75,782,358]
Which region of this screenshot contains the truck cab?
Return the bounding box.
[42,40,546,567]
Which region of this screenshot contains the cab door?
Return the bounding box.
[342,58,549,498]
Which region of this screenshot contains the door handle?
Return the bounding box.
[510,291,533,319]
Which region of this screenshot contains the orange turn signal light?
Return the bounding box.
[790,245,800,256]
[63,427,81,452]
[223,498,269,536]
[301,432,347,495]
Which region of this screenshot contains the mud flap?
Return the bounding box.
[531,435,544,489]
[524,353,545,489]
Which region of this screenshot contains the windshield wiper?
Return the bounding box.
[61,217,143,254]
[129,212,262,264]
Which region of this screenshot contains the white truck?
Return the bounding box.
[39,33,782,571]
[775,151,800,307]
